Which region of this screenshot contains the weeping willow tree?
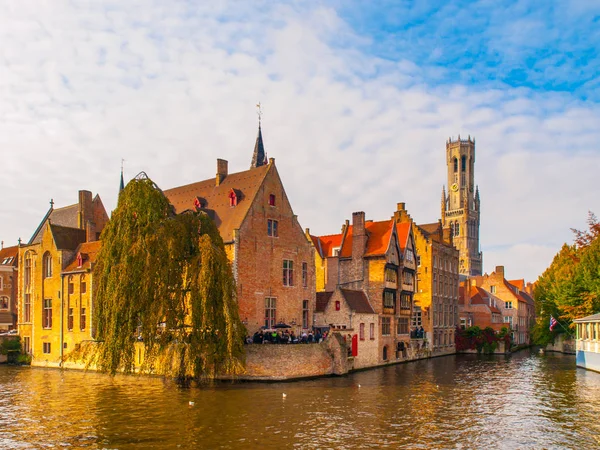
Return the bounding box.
[91,173,245,381]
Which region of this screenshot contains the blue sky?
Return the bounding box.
[0,0,599,282]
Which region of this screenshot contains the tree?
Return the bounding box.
[90,174,245,381]
[533,212,600,344]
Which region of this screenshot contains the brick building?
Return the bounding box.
[394,204,460,354]
[164,126,315,336]
[0,244,19,331]
[18,191,108,363]
[441,136,483,276]
[311,205,417,366]
[458,281,505,332]
[470,266,535,345]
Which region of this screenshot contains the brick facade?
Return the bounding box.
[0,245,18,331]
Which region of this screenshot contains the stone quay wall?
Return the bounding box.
[546,334,576,355]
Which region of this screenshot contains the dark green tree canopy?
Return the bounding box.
[91,174,244,380]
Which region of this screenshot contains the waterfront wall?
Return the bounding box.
[238,334,349,380]
[546,335,575,354]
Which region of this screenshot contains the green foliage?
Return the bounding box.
[533,212,600,344]
[90,175,245,380]
[0,336,20,355]
[455,326,508,354]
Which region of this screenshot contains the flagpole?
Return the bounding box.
[553,316,574,337]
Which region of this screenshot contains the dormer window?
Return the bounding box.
[269,194,276,206]
[332,247,341,257]
[193,197,205,209]
[228,189,238,207]
[77,253,83,268]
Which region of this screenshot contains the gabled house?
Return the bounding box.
[0,244,19,331]
[458,281,505,332]
[471,266,535,345]
[18,191,107,364]
[314,288,378,369]
[310,205,417,367]
[394,203,460,355]
[164,127,315,335]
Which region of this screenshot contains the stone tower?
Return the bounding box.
[441,135,483,276]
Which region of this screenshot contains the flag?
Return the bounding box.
[193,197,201,209]
[549,316,558,331]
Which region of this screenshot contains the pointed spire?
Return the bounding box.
[441,186,446,214]
[119,159,125,193]
[251,103,266,168]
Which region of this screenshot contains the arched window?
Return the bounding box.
[383,345,388,361]
[43,252,52,278]
[455,221,460,236]
[450,222,455,237]
[0,296,8,310]
[80,274,87,295]
[461,155,466,172]
[453,158,458,173]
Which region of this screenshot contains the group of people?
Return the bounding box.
[245,329,328,344]
[411,326,426,339]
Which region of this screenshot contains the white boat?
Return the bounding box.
[574,313,600,373]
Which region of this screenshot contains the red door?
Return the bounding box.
[352,334,358,357]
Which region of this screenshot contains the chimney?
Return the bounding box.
[325,256,339,292]
[216,159,228,186]
[495,266,504,277]
[78,190,93,230]
[352,211,367,260]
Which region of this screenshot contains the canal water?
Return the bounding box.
[1,350,599,449]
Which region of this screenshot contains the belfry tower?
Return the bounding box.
[441,135,483,276]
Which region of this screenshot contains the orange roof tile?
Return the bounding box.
[63,240,102,272]
[396,222,411,251]
[164,164,271,243]
[0,245,18,267]
[312,234,343,258]
[508,279,525,291]
[338,219,395,258]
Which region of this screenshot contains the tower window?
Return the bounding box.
[461,155,466,172]
[450,222,455,237]
[453,158,458,173]
[455,222,460,236]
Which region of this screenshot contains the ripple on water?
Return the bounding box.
[0,351,599,449]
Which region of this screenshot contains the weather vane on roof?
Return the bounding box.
[256,102,263,125]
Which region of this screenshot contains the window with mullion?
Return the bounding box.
[43,299,52,329]
[283,259,294,286]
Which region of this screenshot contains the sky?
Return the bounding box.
[1,0,599,282]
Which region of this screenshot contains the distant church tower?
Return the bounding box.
[441,135,483,276]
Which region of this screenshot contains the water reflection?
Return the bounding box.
[1,350,599,449]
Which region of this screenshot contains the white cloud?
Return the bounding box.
[0,1,598,283]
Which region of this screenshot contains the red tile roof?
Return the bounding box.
[340,289,375,314]
[338,219,395,258]
[0,245,18,267]
[164,164,271,243]
[396,222,411,252]
[508,279,525,291]
[63,241,102,273]
[316,291,333,312]
[311,234,343,259]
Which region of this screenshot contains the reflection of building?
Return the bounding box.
[0,244,19,331]
[394,205,459,355]
[468,266,535,345]
[311,204,417,367]
[164,125,315,336]
[441,136,483,276]
[18,191,108,364]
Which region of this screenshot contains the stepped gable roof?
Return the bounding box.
[29,203,79,244]
[311,233,343,259]
[340,289,375,314]
[163,164,271,243]
[50,224,86,251]
[0,245,18,267]
[396,222,411,252]
[574,313,600,323]
[64,240,102,273]
[316,291,333,312]
[339,219,395,258]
